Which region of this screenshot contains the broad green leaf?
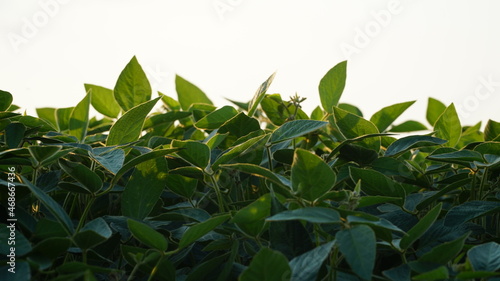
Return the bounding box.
[261,94,309,126]
[5,122,26,148]
[21,176,74,235]
[55,107,73,131]
[389,120,428,132]
[178,214,230,250]
[369,157,413,179]
[194,106,238,129]
[333,106,380,151]
[399,203,442,250]
[112,148,178,186]
[219,163,291,188]
[90,148,125,174]
[160,92,181,111]
[36,107,58,129]
[0,90,13,111]
[176,75,213,110]
[289,241,335,281]
[74,218,112,249]
[28,146,72,168]
[59,159,103,193]
[107,97,159,146]
[468,242,500,272]
[211,134,269,170]
[171,140,210,169]
[318,61,347,113]
[206,132,228,150]
[370,101,415,132]
[270,120,327,144]
[122,157,169,220]
[231,194,272,237]
[474,142,500,156]
[266,207,341,224]
[434,103,461,147]
[114,56,152,112]
[349,167,406,202]
[347,215,404,242]
[412,266,448,281]
[426,97,446,126]
[18,116,57,132]
[291,149,336,201]
[310,106,324,121]
[444,201,500,227]
[240,248,291,281]
[336,225,376,281]
[127,219,168,251]
[143,111,192,129]
[186,254,228,281]
[248,72,276,117]
[485,119,500,141]
[385,135,447,157]
[418,231,469,264]
[165,174,197,198]
[219,112,261,139]
[338,103,363,116]
[69,93,91,142]
[85,84,120,118]
[427,150,484,165]
[382,264,411,281]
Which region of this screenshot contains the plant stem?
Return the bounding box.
[75,196,96,233]
[478,168,488,200]
[210,174,225,213]
[266,145,273,171]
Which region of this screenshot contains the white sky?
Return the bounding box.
[2,0,500,128]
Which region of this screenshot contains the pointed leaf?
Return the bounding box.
[370,101,415,132]
[389,120,428,132]
[55,107,73,131]
[266,207,340,224]
[0,90,13,111]
[289,241,335,281]
[444,201,500,227]
[333,106,380,151]
[176,75,213,110]
[271,120,327,144]
[418,232,469,264]
[74,218,112,249]
[194,105,238,129]
[127,219,168,251]
[36,107,58,130]
[399,203,442,250]
[211,134,268,170]
[178,214,230,249]
[5,122,26,148]
[434,103,461,147]
[426,97,446,126]
[349,167,406,201]
[59,158,103,193]
[468,242,500,272]
[165,174,197,198]
[171,140,210,169]
[485,119,500,141]
[107,97,159,146]
[85,84,120,118]
[114,56,151,112]
[248,72,276,117]
[219,163,291,188]
[319,61,347,113]
[385,135,447,157]
[240,248,291,281]
[336,225,376,281]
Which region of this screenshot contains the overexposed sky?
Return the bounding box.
[2,0,500,127]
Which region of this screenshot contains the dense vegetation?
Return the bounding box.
[0,57,499,281]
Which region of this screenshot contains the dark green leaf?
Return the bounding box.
[412,266,448,280]
[211,134,269,170]
[240,248,291,281]
[171,140,210,169]
[468,242,500,272]
[74,218,112,249]
[85,84,120,118]
[266,207,341,224]
[336,225,376,281]
[0,90,13,111]
[385,135,447,157]
[5,122,26,148]
[370,101,415,132]
[389,120,428,132]
[90,148,125,174]
[127,219,168,251]
[194,106,238,129]
[271,120,327,144]
[289,241,335,281]
[219,112,261,139]
[319,61,347,113]
[231,194,272,236]
[399,203,442,250]
[418,231,469,264]
[176,75,213,110]
[426,97,446,126]
[0,224,31,256]
[59,158,103,193]
[484,119,500,141]
[178,214,230,249]
[219,163,291,188]
[434,103,461,147]
[333,106,380,151]
[114,56,152,112]
[444,201,500,227]
[107,97,160,146]
[349,167,406,202]
[165,174,197,198]
[427,150,484,164]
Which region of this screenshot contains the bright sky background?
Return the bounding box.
[2,0,500,128]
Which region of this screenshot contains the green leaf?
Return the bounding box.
[385,135,447,157]
[468,242,500,272]
[122,157,169,220]
[74,218,112,249]
[176,75,213,110]
[389,120,428,132]
[248,72,276,117]
[211,134,269,170]
[318,61,347,113]
[5,122,26,148]
[270,120,327,144]
[36,107,58,130]
[114,56,152,112]
[178,214,230,250]
[289,241,335,281]
[417,232,469,264]
[444,201,500,227]
[370,101,415,132]
[69,93,91,142]
[291,149,336,201]
[21,176,74,235]
[338,103,363,116]
[85,84,120,118]
[434,103,461,147]
[231,194,272,237]
[127,219,168,251]
[219,112,261,139]
[165,174,197,198]
[261,94,309,126]
[55,107,73,131]
[266,207,341,224]
[219,163,291,188]
[59,159,103,193]
[106,97,160,146]
[333,106,380,151]
[336,225,376,281]
[171,140,210,169]
[426,97,446,126]
[160,92,181,111]
[349,167,406,201]
[310,106,324,121]
[412,266,448,281]
[399,203,442,250]
[90,148,125,174]
[194,106,238,129]
[427,150,484,165]
[369,157,414,179]
[0,90,13,111]
[240,248,291,281]
[28,146,61,167]
[485,119,500,141]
